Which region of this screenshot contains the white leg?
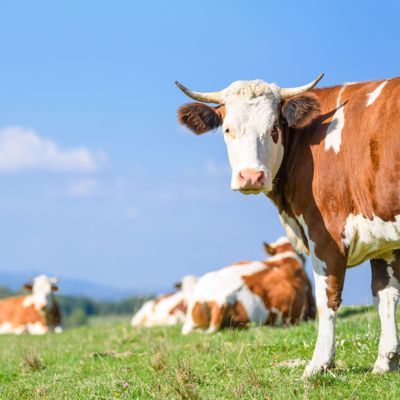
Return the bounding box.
[373,268,400,373]
[182,303,196,335]
[205,325,218,334]
[303,258,337,377]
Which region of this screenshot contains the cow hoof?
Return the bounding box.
[181,325,193,335]
[373,353,400,373]
[302,361,334,378]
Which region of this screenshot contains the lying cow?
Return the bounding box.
[0,274,62,335]
[131,275,198,327]
[182,237,315,334]
[176,74,400,375]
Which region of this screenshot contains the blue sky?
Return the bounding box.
[0,0,398,303]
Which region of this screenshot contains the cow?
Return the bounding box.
[0,275,62,335]
[182,237,315,334]
[176,75,400,376]
[131,275,198,327]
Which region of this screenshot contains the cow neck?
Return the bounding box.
[268,120,293,213]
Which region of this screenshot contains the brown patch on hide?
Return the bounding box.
[243,252,315,324]
[192,302,212,328]
[169,300,186,315]
[369,137,380,170]
[0,296,45,329]
[263,241,295,256]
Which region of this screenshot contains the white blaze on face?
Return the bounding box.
[220,80,284,193]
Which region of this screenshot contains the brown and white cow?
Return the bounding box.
[0,275,62,335]
[182,237,315,334]
[176,75,400,375]
[131,275,198,327]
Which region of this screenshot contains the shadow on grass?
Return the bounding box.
[338,306,374,319]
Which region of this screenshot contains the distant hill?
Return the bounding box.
[0,271,165,301]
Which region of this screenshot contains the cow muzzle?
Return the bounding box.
[236,169,265,193]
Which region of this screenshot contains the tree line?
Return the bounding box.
[0,286,152,327]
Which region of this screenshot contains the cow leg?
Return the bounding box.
[303,254,345,377]
[206,303,227,333]
[182,302,196,335]
[371,254,400,373]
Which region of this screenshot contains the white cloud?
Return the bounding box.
[66,178,98,197]
[0,126,105,172]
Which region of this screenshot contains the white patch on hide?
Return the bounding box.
[183,261,270,333]
[343,214,400,266]
[366,81,387,107]
[0,322,13,334]
[279,211,309,256]
[131,292,186,327]
[325,85,346,154]
[27,322,48,335]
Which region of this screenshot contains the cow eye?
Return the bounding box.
[224,128,230,134]
[271,124,280,143]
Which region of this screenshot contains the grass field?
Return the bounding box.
[0,306,399,399]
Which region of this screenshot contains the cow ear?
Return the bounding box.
[23,284,33,292]
[177,103,224,134]
[282,94,320,128]
[51,285,59,292]
[263,242,276,256]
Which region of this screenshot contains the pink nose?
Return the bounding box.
[237,169,265,190]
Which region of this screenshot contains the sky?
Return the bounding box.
[0,0,399,303]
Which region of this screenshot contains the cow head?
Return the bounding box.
[176,75,322,194]
[174,275,198,294]
[23,275,59,311]
[263,236,294,255]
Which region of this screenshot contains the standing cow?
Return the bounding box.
[0,274,62,335]
[176,74,400,376]
[182,237,315,334]
[131,275,198,327]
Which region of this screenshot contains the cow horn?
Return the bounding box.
[279,73,324,98]
[175,81,223,104]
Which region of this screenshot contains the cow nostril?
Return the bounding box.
[256,172,265,184]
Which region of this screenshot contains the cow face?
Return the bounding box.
[177,77,322,194]
[24,275,58,311]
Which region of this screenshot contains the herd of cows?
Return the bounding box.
[0,237,314,338]
[131,237,316,333]
[0,73,399,378]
